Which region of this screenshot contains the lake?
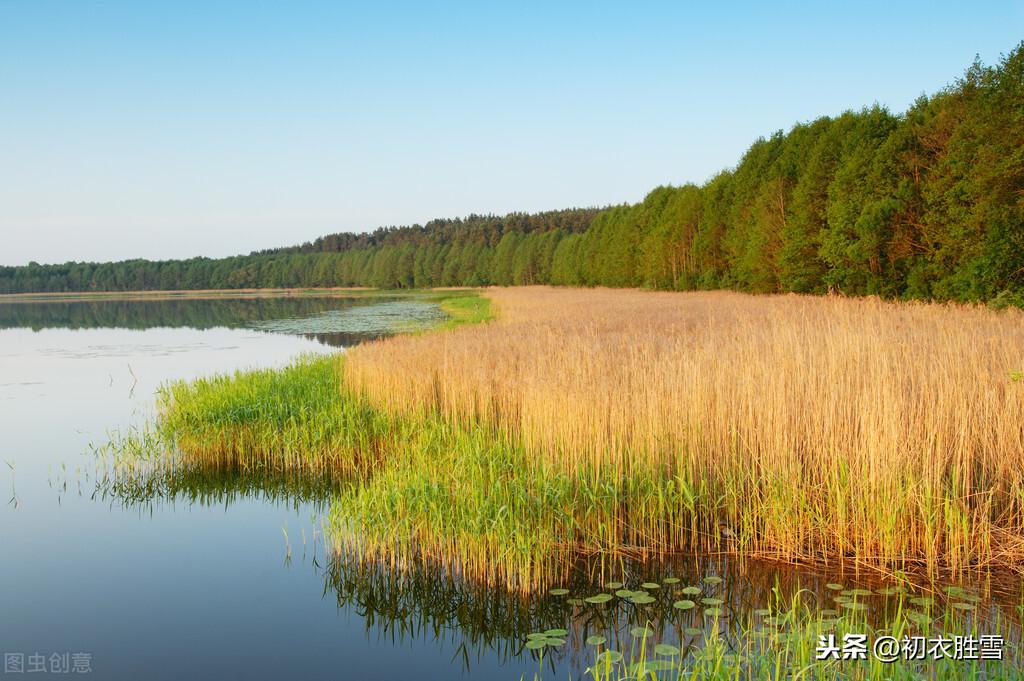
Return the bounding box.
[1,294,1019,680]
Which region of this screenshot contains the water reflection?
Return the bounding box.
[94,452,1024,677]
[0,295,445,348]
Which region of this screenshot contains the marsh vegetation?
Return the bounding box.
[105,286,1024,678]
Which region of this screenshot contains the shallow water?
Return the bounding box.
[1,295,1019,679]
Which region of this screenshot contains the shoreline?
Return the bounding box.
[0,286,382,303]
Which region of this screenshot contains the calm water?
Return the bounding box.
[0,295,544,680]
[1,296,1019,680]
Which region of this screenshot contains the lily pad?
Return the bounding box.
[906,611,931,625]
[525,639,547,650]
[654,643,681,656]
[629,594,656,605]
[629,660,675,673]
[544,628,569,637]
[585,593,613,604]
[605,581,623,589]
[549,588,570,596]
[684,627,703,636]
[641,582,661,590]
[825,583,844,591]
[704,607,722,617]
[673,599,696,610]
[594,650,623,664]
[680,586,701,595]
[703,576,723,585]
[630,626,651,638]
[841,602,868,611]
[585,635,606,646]
[663,577,680,584]
[701,597,724,606]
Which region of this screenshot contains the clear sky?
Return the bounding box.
[1,1,1021,266]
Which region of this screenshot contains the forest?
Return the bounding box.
[2,45,1021,306]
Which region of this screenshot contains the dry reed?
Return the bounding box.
[344,287,1024,573]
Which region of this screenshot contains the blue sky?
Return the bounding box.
[1,1,1021,266]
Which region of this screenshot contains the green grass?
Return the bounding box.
[429,289,494,328]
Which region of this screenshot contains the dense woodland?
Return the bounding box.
[3,46,1022,305]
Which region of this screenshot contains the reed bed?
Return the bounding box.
[344,287,1024,575]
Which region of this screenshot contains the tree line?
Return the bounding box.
[3,45,1021,305]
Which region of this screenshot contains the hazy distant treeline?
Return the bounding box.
[3,45,1021,305]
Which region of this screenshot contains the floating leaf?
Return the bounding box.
[545,638,566,646]
[684,627,703,636]
[841,602,868,611]
[819,609,839,617]
[585,635,606,646]
[585,593,613,604]
[952,602,976,611]
[605,581,623,590]
[641,582,660,590]
[906,611,930,625]
[527,632,548,640]
[673,599,696,610]
[681,586,701,595]
[629,660,675,674]
[630,626,651,638]
[654,643,680,657]
[615,589,635,598]
[629,594,656,605]
[549,588,570,596]
[703,576,723,585]
[910,597,932,608]
[544,628,569,637]
[663,577,680,584]
[525,639,547,650]
[825,583,844,591]
[701,597,724,606]
[704,607,722,617]
[594,650,622,664]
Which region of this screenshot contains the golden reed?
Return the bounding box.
[345,287,1024,574]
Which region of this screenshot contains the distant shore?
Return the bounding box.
[0,287,381,303]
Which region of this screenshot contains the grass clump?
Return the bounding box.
[153,355,393,477]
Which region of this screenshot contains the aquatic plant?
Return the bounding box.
[344,287,1024,575]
